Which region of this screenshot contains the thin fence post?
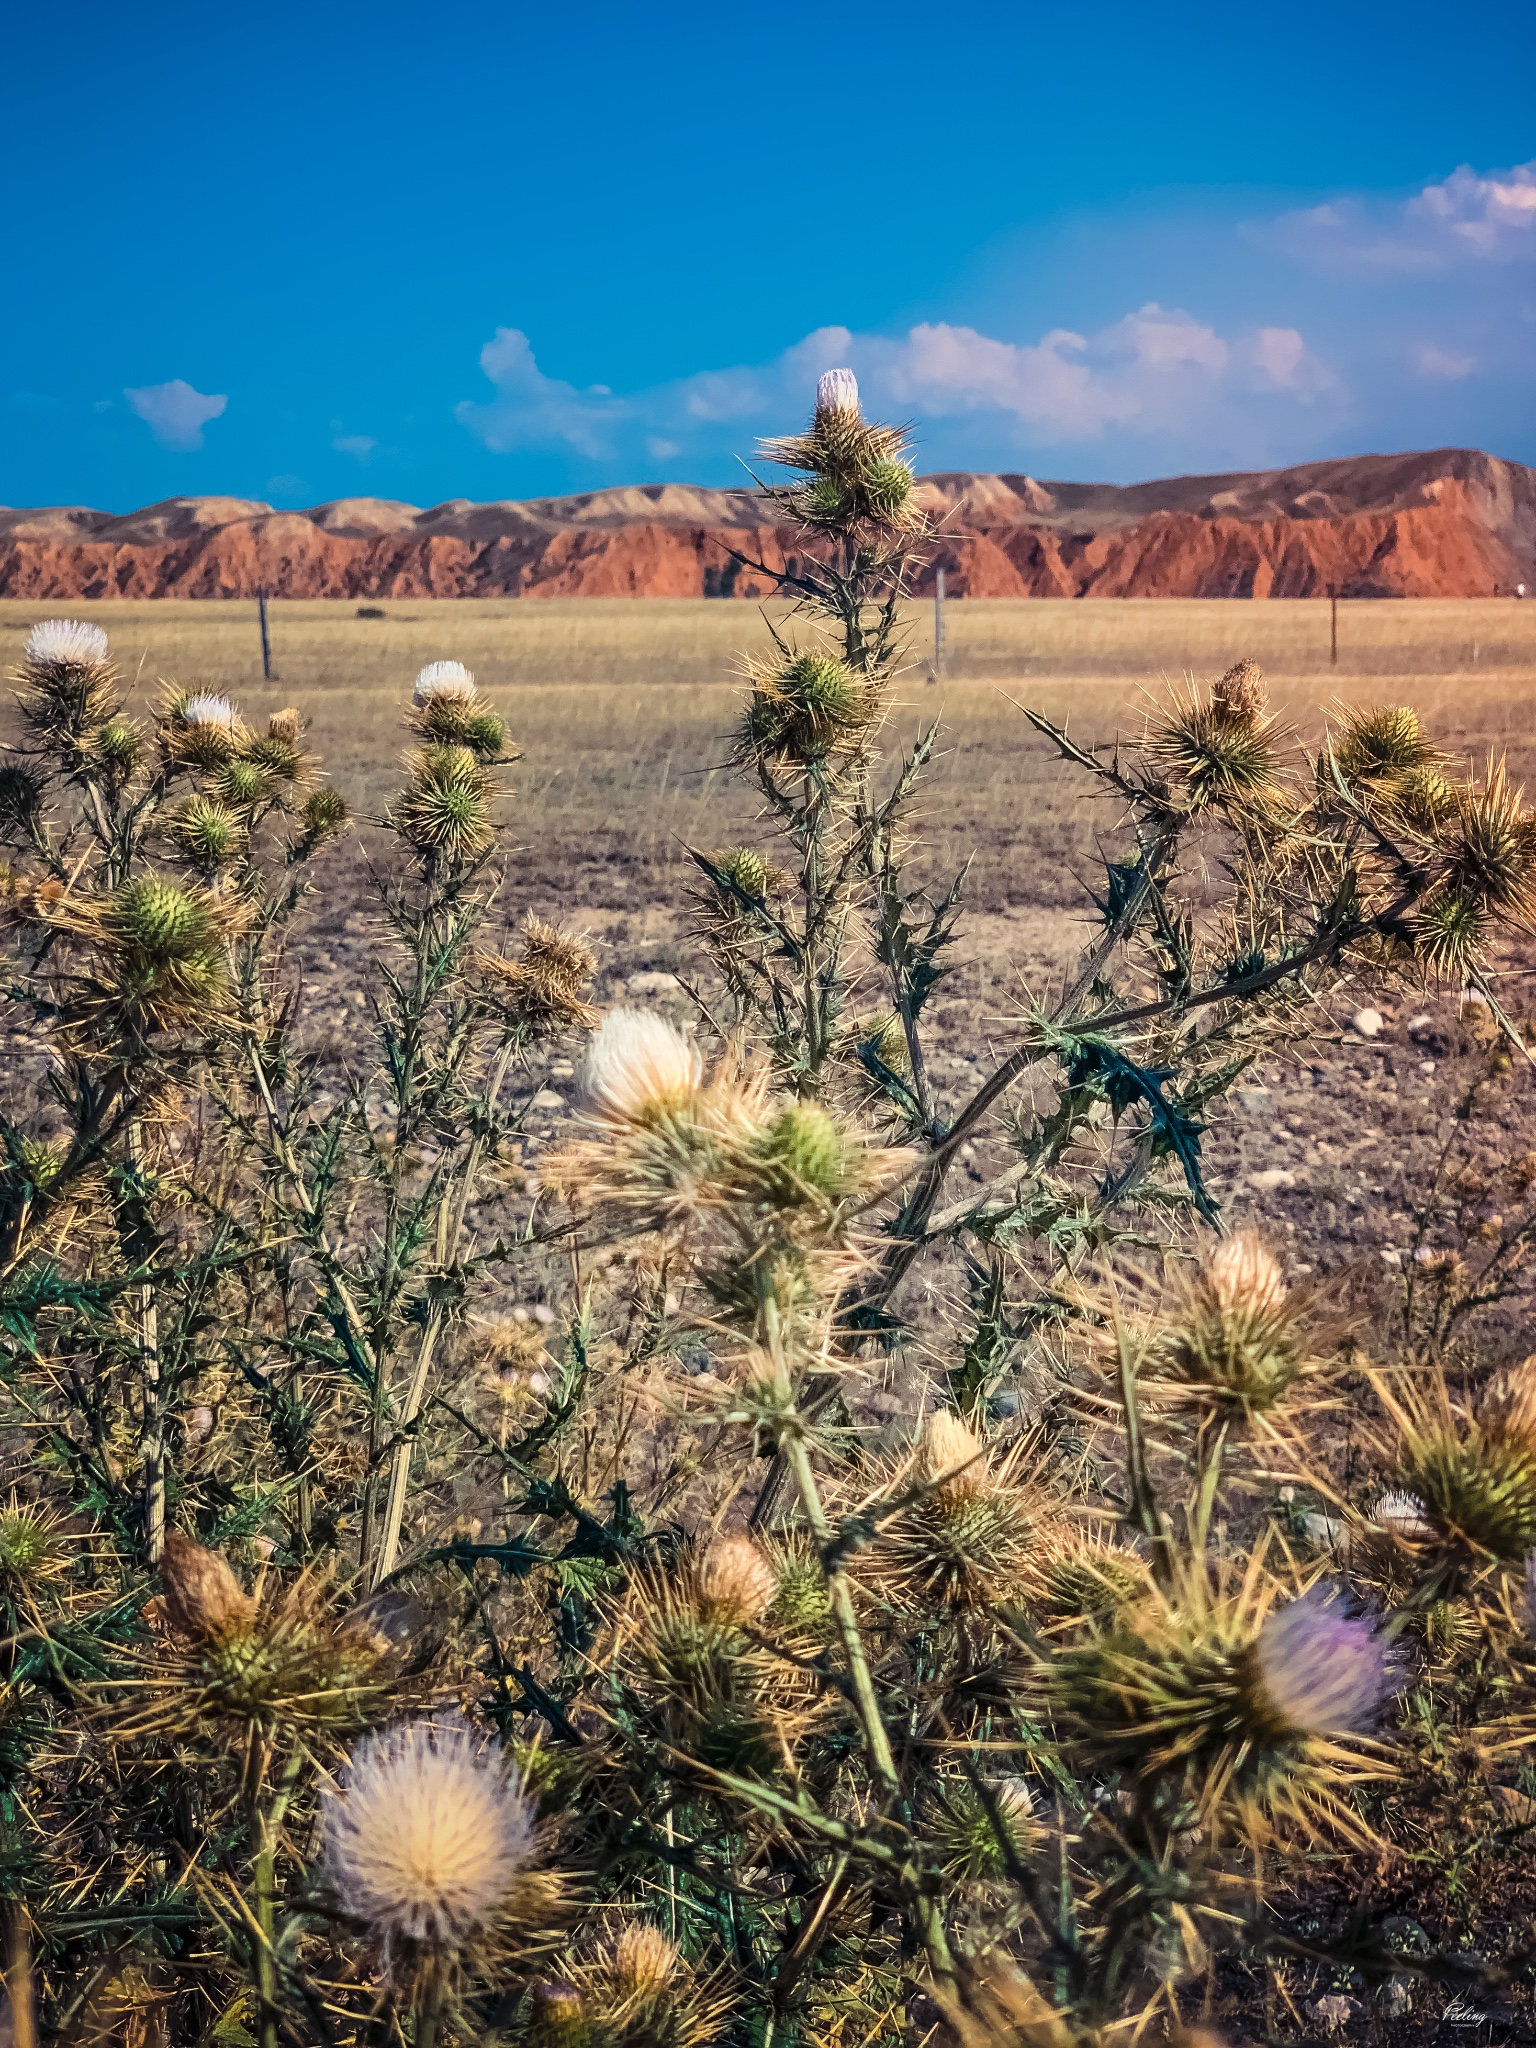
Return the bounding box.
[1330,592,1338,668]
[258,589,275,682]
[933,567,946,681]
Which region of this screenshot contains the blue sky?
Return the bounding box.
[5,0,1533,511]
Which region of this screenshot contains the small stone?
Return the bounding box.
[530,1089,566,1110]
[1237,1086,1275,1115]
[1380,1247,1402,1267]
[532,1304,556,1326]
[1308,1993,1363,2032]
[627,970,681,995]
[1407,1013,1433,1034]
[1300,1511,1345,1550]
[1419,1061,1436,1076]
[1378,1977,1413,2020]
[1494,1784,1536,1825]
[1250,1168,1296,1193]
[1351,1007,1384,1038]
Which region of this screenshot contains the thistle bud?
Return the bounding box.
[815,367,860,418]
[612,1922,682,1994]
[301,786,349,845]
[159,1531,257,1647]
[750,1101,849,1201]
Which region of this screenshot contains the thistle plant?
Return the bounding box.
[6,388,1536,2047]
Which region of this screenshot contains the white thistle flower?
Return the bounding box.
[581,1008,701,1123]
[322,1717,536,1951]
[1374,1489,1432,1539]
[815,367,860,418]
[180,694,237,728]
[25,619,109,667]
[414,660,478,705]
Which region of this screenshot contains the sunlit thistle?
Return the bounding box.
[694,1535,778,1625]
[581,1009,702,1125]
[1331,703,1437,786]
[1210,657,1267,727]
[24,620,109,669]
[413,660,478,706]
[1148,681,1279,808]
[181,693,237,728]
[737,648,880,767]
[815,368,860,418]
[870,1410,1049,1614]
[0,1496,71,1593]
[1138,1231,1323,1427]
[1040,1562,1395,1846]
[323,1716,537,1953]
[393,743,497,859]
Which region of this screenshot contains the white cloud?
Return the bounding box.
[1415,344,1477,381]
[454,329,623,457]
[1282,159,1536,272]
[124,378,227,451]
[457,306,1334,469]
[332,434,377,459]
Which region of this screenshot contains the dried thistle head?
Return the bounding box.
[478,914,599,1037]
[610,1557,809,1777]
[1210,658,1267,728]
[159,1530,257,1646]
[694,1535,778,1626]
[1427,760,1536,938]
[735,648,882,769]
[322,1716,540,1957]
[1135,1232,1329,1429]
[116,1547,396,1742]
[560,1924,731,2048]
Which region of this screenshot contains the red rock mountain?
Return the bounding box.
[2,449,1532,601]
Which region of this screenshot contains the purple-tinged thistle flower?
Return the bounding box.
[814,367,859,418]
[1249,1586,1393,1737]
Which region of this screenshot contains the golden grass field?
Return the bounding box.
[3,596,1534,942]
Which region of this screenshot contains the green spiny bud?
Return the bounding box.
[173,797,241,867]
[105,879,216,961]
[217,759,272,807]
[864,458,914,518]
[756,1101,847,1197]
[242,734,303,781]
[463,710,507,757]
[301,787,349,843]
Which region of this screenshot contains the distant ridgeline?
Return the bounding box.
[2,449,1533,600]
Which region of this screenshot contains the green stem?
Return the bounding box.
[251,1748,304,2048]
[780,1432,898,1799]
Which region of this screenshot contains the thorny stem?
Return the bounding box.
[373,1039,516,1586]
[779,1430,898,1799]
[126,1120,165,1564]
